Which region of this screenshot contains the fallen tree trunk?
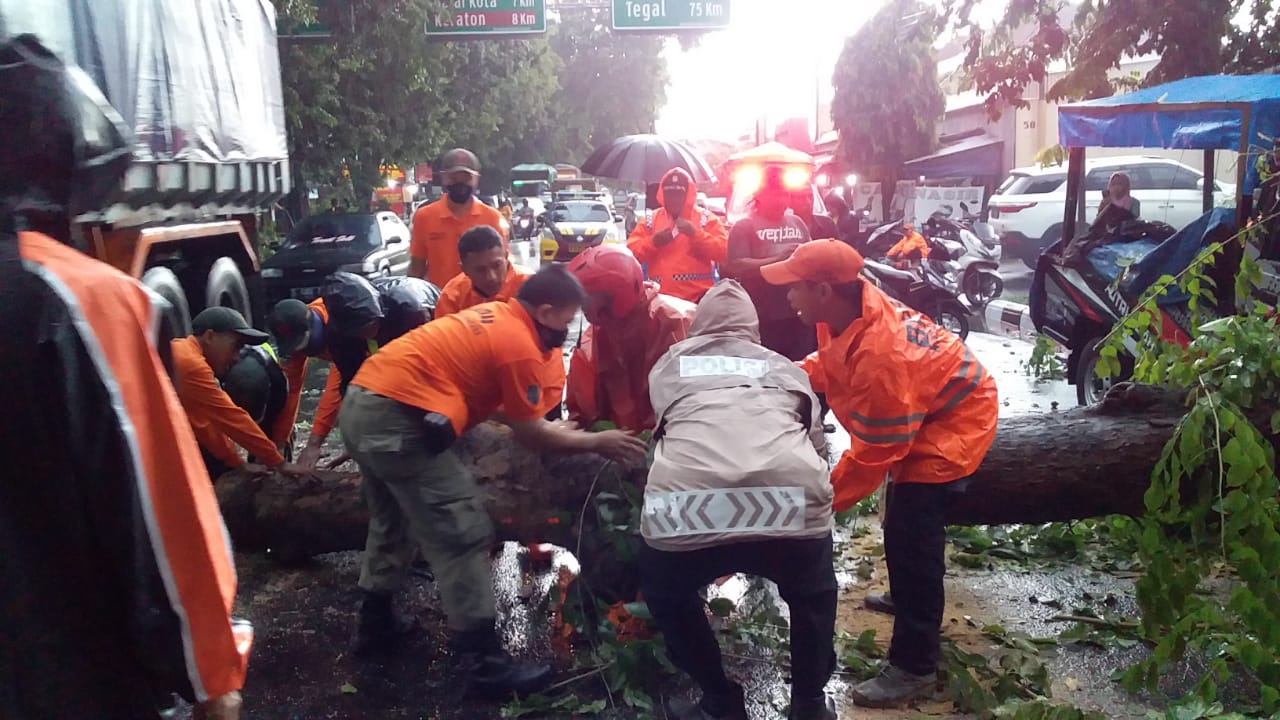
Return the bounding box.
[215,383,1277,569]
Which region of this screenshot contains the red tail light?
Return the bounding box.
[994,202,1037,214]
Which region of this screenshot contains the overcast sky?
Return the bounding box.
[655,0,876,141]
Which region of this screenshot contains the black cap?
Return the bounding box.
[192,306,269,344]
[268,299,312,356]
[441,147,480,176]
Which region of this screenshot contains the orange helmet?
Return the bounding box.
[567,245,644,318]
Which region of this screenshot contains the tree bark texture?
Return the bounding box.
[215,384,1278,569]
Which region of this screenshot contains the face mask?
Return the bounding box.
[535,322,569,351]
[446,182,474,204]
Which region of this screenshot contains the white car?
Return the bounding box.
[989,155,1235,268]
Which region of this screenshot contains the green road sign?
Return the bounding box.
[611,0,730,31]
[425,0,547,36]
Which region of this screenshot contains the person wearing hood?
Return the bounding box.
[408,148,506,288]
[640,281,837,720]
[267,273,441,468]
[338,263,648,695]
[761,240,999,708]
[566,245,696,431]
[627,167,727,304]
[721,165,816,362]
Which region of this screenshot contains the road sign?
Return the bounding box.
[425,0,547,36]
[611,0,730,31]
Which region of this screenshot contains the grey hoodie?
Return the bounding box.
[642,280,833,551]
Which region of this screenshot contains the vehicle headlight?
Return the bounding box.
[261,268,283,279]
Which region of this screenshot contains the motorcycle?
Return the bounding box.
[515,213,537,243]
[860,229,973,340]
[923,208,1004,307]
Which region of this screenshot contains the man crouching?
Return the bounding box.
[640,280,837,720]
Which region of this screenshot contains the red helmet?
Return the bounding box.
[567,245,644,318]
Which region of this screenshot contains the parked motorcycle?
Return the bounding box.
[923,210,1004,307]
[861,241,972,341]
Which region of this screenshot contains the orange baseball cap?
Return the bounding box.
[760,239,866,286]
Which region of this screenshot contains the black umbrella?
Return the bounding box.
[580,134,717,185]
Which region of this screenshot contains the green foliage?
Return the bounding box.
[830,0,946,181]
[946,0,1280,118]
[273,0,669,201]
[1023,335,1067,382]
[1095,217,1280,713]
[947,518,1141,571]
[944,625,1103,719]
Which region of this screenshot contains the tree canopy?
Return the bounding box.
[949,0,1280,118]
[829,0,946,182]
[273,0,670,205]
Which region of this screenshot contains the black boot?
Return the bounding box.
[452,624,554,699]
[353,590,415,656]
[789,693,837,720]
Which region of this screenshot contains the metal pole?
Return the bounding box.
[1203,149,1215,214]
[1062,147,1085,243]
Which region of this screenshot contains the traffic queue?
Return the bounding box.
[2,34,999,720]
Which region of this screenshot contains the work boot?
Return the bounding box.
[850,665,935,708]
[664,682,747,720]
[353,590,416,656]
[789,693,837,720]
[452,624,554,699]
[863,591,895,615]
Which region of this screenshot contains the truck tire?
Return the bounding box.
[205,257,251,319]
[141,266,193,339]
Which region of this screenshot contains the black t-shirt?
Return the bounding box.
[727,213,811,322]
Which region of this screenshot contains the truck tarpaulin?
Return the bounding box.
[0,0,288,164]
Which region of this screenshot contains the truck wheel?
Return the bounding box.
[205,257,251,319]
[141,266,193,339]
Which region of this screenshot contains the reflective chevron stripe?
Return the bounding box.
[643,487,806,538]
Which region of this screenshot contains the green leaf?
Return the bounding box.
[622,601,653,621]
[340,682,358,695]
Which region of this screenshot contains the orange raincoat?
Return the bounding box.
[567,284,695,431]
[886,226,930,261]
[801,281,998,511]
[627,168,728,303]
[275,298,344,446]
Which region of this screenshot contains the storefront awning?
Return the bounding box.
[902,135,1004,179]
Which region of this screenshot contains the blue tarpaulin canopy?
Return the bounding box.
[1058,74,1280,193]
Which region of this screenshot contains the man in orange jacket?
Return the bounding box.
[268,296,341,467]
[627,167,727,303]
[762,240,998,708]
[2,33,249,719]
[435,227,567,419]
[409,148,506,288]
[173,307,310,479]
[436,225,530,318]
[566,245,695,431]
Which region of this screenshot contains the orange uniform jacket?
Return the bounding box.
[801,281,999,511]
[886,226,930,261]
[9,232,250,710]
[352,299,560,433]
[275,298,344,445]
[434,265,530,318]
[410,197,506,288]
[567,284,696,431]
[172,336,286,467]
[432,267,563,416]
[627,168,728,303]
